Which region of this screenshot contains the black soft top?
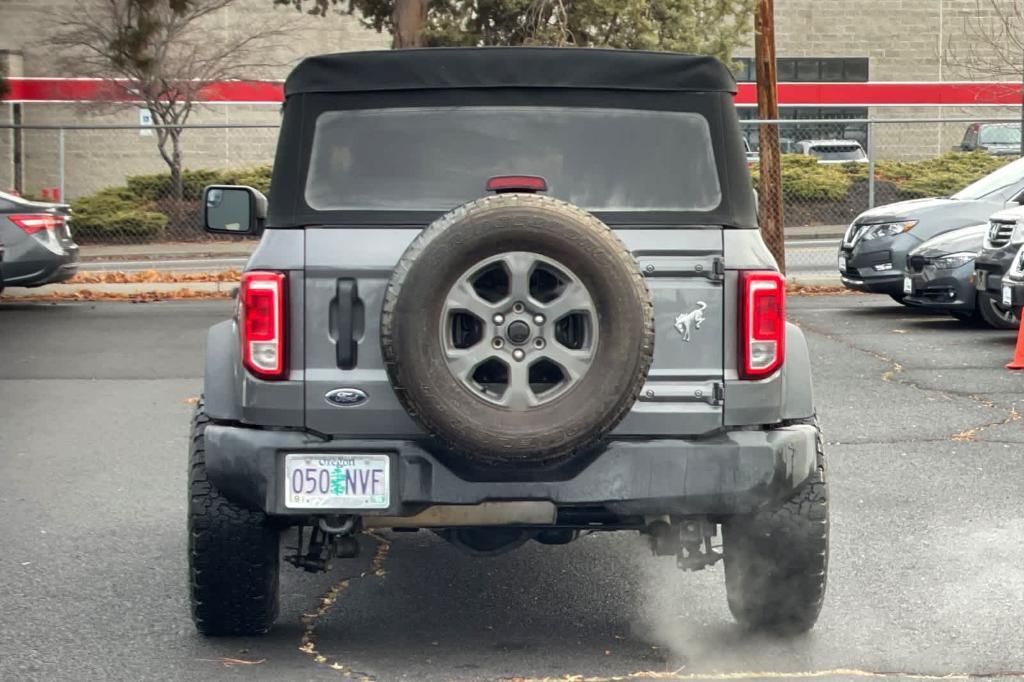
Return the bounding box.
[284,47,737,97]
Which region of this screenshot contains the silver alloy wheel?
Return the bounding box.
[440,251,598,410]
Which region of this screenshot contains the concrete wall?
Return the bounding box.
[1,0,1021,197]
[0,0,388,197]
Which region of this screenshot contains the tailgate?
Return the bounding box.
[303,227,724,439]
[611,229,724,437]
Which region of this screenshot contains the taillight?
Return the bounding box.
[240,271,287,380]
[9,214,64,235]
[486,175,548,193]
[740,271,785,379]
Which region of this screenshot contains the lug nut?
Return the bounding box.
[534,338,545,349]
[493,313,505,325]
[533,314,545,325]
[512,348,525,361]
[512,302,525,313]
[492,337,504,349]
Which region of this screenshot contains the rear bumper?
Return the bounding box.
[203,423,819,520]
[2,244,79,287]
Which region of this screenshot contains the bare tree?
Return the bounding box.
[942,0,1024,155]
[51,0,292,198]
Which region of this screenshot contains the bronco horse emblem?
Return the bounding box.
[674,302,707,342]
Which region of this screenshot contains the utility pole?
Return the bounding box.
[755,0,785,273]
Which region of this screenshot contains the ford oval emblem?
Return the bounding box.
[324,388,368,407]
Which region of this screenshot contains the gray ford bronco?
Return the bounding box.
[191,48,827,637]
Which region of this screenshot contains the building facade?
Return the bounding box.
[0,0,1020,198]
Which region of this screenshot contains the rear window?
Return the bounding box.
[806,144,865,161]
[304,106,721,212]
[980,124,1021,145]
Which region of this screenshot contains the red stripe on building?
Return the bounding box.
[5,78,284,103]
[4,77,1022,106]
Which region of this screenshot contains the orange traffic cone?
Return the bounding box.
[1007,313,1024,369]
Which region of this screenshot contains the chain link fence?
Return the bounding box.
[1,117,1020,272]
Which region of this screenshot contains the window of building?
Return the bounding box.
[732,57,869,83]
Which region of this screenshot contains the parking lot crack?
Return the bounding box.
[792,316,1021,443]
[298,530,391,680]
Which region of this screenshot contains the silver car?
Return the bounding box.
[0,191,79,291]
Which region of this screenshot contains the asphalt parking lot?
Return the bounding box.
[2,295,1024,681]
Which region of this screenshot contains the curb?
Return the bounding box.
[1,281,237,299]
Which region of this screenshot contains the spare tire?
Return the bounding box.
[381,194,654,464]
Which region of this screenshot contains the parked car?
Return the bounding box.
[839,155,1024,301]
[0,191,79,288]
[998,244,1024,314]
[902,223,989,325]
[189,48,826,637]
[795,139,867,164]
[973,205,1024,329]
[955,122,1021,157]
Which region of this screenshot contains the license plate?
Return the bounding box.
[903,276,913,295]
[838,255,847,271]
[976,272,987,290]
[284,454,390,509]
[1003,286,1013,307]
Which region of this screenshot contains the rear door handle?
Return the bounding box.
[335,279,358,369]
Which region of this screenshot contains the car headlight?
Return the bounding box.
[861,220,918,241]
[932,251,976,269]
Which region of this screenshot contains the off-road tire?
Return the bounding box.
[976,292,1020,330]
[722,416,828,634]
[381,193,654,464]
[188,400,280,636]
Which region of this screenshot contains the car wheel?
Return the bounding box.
[976,292,1020,330]
[188,399,280,636]
[722,416,828,634]
[381,193,654,465]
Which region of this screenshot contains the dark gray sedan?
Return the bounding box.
[839,156,1024,302]
[0,191,79,291]
[902,223,1007,326]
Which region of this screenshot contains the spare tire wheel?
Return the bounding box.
[381,194,654,464]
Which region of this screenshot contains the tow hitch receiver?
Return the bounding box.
[645,517,722,571]
[285,516,360,573]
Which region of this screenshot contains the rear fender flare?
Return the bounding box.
[204,320,243,422]
[780,322,814,420]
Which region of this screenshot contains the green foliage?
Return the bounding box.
[126,166,272,200]
[70,188,168,241]
[751,151,1016,203]
[126,168,223,201]
[875,152,1011,198]
[751,155,853,202]
[70,164,272,242]
[276,0,755,61]
[219,165,273,194]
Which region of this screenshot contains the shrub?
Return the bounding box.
[752,155,852,201]
[750,151,1015,203]
[70,187,167,242]
[219,165,272,194]
[874,152,1011,198]
[126,168,223,201]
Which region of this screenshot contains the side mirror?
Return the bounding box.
[203,185,267,235]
